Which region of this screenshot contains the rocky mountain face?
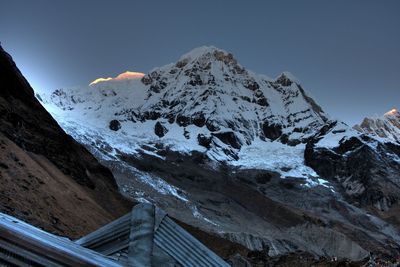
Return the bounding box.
[137,47,328,149]
[0,44,132,238]
[305,121,400,225]
[37,46,400,262]
[354,108,400,143]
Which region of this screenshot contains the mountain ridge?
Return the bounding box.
[37,46,400,260]
[354,108,400,143]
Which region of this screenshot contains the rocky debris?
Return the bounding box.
[229,249,372,267]
[109,119,121,131]
[154,121,168,137]
[104,149,400,261]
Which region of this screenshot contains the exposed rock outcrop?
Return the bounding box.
[109,119,121,131]
[354,108,400,143]
[305,121,400,221]
[154,121,168,137]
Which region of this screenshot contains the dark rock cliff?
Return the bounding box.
[0,44,131,238]
[305,121,400,227]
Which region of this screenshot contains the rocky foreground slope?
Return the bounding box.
[38,46,400,262]
[0,44,132,238]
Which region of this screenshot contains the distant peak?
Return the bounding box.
[384,108,399,117]
[89,71,145,86]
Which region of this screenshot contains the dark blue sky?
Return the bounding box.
[1,0,399,125]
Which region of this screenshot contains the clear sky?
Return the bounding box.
[1,0,399,125]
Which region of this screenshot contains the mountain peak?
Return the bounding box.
[275,71,300,86]
[384,108,399,117]
[179,45,222,60]
[355,107,400,143]
[176,46,240,69]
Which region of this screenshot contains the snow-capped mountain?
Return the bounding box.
[38,46,332,179]
[354,108,400,143]
[36,46,400,260]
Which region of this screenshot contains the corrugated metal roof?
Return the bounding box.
[0,204,230,266]
[75,213,131,255]
[0,212,122,267]
[76,204,230,267]
[154,216,230,267]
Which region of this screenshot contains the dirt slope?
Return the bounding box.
[0,44,132,238]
